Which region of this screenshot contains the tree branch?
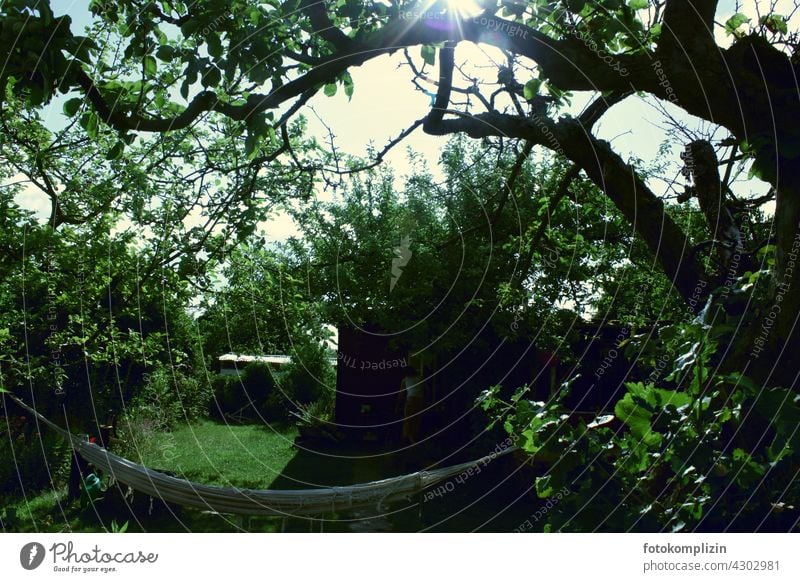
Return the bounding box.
[426,110,704,301]
[515,164,581,288]
[71,12,656,134]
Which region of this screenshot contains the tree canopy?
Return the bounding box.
[3,1,797,384]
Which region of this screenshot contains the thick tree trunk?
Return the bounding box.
[761,171,800,389]
[561,122,707,304]
[723,166,800,389]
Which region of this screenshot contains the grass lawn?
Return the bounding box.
[2,420,299,532]
[125,420,299,490]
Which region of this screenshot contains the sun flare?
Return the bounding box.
[444,0,485,18]
[419,0,486,18]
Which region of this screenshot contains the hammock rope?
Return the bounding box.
[7,395,516,517]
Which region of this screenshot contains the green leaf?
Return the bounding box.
[760,14,787,35]
[725,13,750,36]
[628,0,648,9]
[614,383,690,448]
[747,157,767,180]
[155,45,176,62]
[27,81,45,107]
[106,140,125,160]
[80,111,100,139]
[181,19,201,37]
[206,33,224,59]
[323,83,337,97]
[143,55,157,76]
[203,66,222,88]
[63,97,83,117]
[732,448,766,486]
[652,387,692,409]
[535,475,553,498]
[154,28,168,45]
[342,72,354,100]
[615,395,660,447]
[649,22,662,39]
[421,45,436,67]
[64,36,95,64]
[244,131,260,159]
[523,79,541,101]
[720,372,759,393]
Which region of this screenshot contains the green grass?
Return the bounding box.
[124,420,299,490]
[2,420,299,532]
[1,488,78,533]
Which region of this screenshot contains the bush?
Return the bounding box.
[261,390,289,422]
[241,362,275,405]
[210,374,242,417]
[481,321,800,532]
[125,366,212,431]
[0,415,71,493]
[281,340,335,405]
[115,411,167,465]
[210,347,335,423]
[211,363,282,421]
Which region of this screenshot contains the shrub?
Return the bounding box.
[0,415,71,492]
[114,411,168,465]
[209,347,335,423]
[241,362,275,405]
[261,391,289,422]
[210,374,242,418]
[480,320,800,532]
[281,340,335,405]
[125,366,212,431]
[210,363,282,421]
[175,371,214,421]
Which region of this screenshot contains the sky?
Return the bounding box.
[9,0,791,239]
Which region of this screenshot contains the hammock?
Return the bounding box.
[8,395,515,517]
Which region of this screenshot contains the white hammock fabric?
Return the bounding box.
[10,395,515,517]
